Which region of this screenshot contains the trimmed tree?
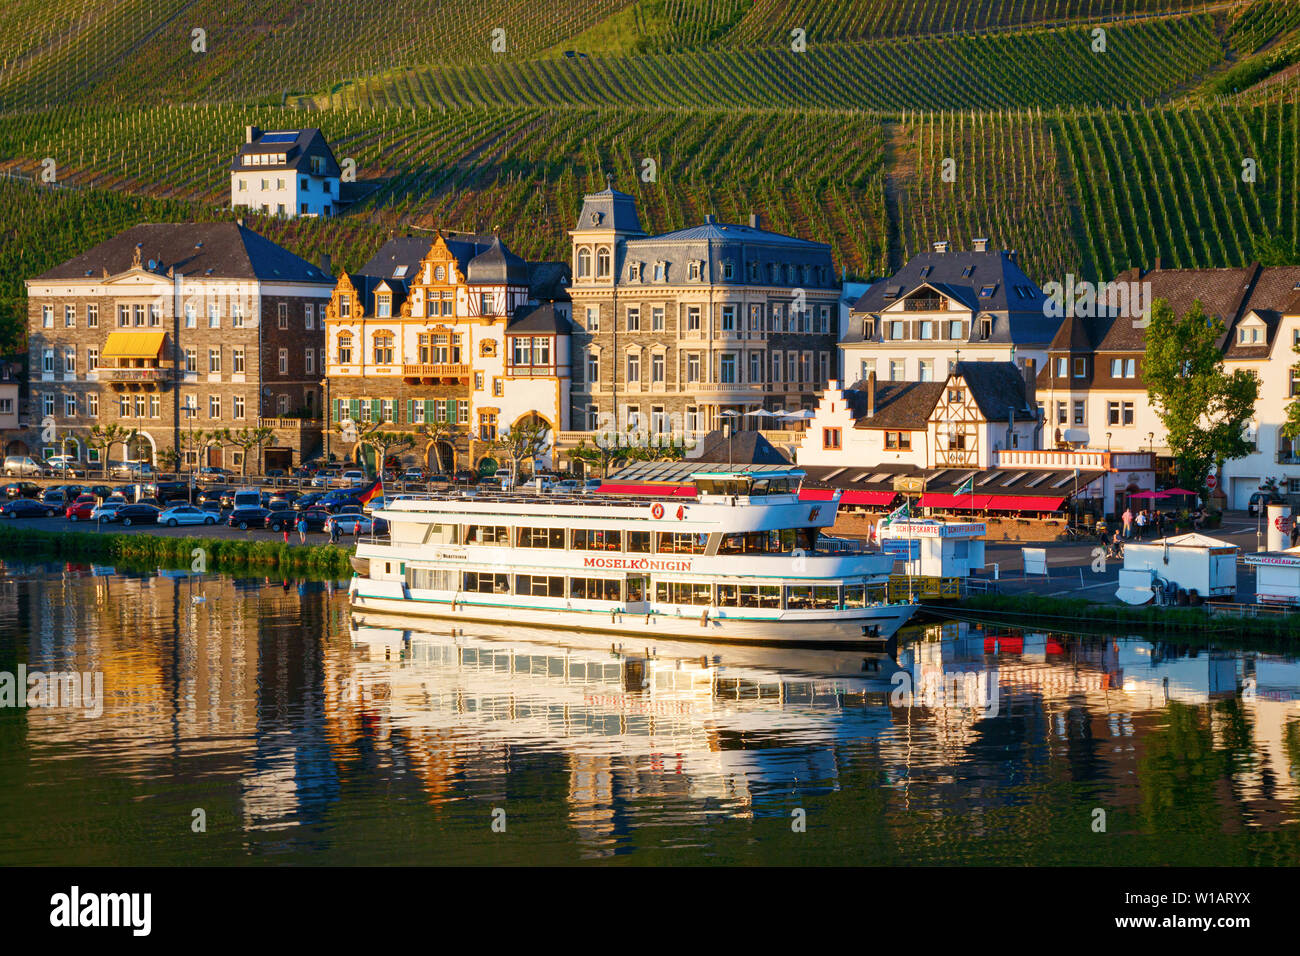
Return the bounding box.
[219,426,275,476]
[492,418,551,485]
[1143,298,1259,496]
[86,423,137,478]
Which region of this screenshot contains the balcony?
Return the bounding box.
[103,367,174,390]
[403,363,470,384]
[258,417,323,431]
[992,448,1156,472]
[1277,449,1300,465]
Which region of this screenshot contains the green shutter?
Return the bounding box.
[406,399,414,424]
[371,398,381,422]
[349,399,360,422]
[445,399,456,422]
[333,399,342,424]
[424,399,436,423]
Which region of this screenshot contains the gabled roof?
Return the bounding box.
[691,430,792,465]
[953,361,1035,421]
[32,222,333,284]
[341,273,409,318]
[231,128,340,177]
[844,380,945,431]
[1224,308,1279,360]
[528,261,571,302]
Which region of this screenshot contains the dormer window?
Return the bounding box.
[962,265,975,278]
[377,295,392,318]
[629,261,642,281]
[979,284,996,297]
[979,316,992,339]
[338,295,351,318]
[863,318,875,338]
[1073,357,1087,377]
[722,260,735,280]
[654,261,666,282]
[689,260,702,281]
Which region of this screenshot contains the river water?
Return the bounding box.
[1,561,1298,865]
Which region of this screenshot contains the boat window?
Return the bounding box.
[627,530,652,553]
[463,571,510,593]
[514,574,564,597]
[715,583,780,608]
[843,584,866,608]
[571,528,622,551]
[654,581,714,605]
[657,531,707,554]
[717,584,739,606]
[516,526,565,548]
[626,576,648,602]
[570,577,621,601]
[464,524,509,545]
[406,567,458,590]
[785,585,840,609]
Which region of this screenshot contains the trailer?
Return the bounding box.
[1116,533,1238,605]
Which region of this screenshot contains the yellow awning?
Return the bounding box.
[102,331,166,359]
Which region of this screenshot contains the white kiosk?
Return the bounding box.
[1116,533,1238,605]
[876,520,986,578]
[1244,548,1300,605]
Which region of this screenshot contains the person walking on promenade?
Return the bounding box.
[1290,517,1299,550]
[297,515,308,545]
[1122,507,1133,539]
[282,524,290,546]
[1135,509,1147,540]
[330,519,340,545]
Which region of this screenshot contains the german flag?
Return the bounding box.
[356,478,383,505]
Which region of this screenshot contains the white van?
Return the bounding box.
[3,456,42,477]
[232,487,262,511]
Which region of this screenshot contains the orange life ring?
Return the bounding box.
[651,503,665,519]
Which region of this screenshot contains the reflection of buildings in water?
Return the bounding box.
[346,622,896,855]
[1220,657,1300,821]
[3,563,345,833]
[1114,641,1239,708]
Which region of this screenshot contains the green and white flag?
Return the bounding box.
[955,474,975,496]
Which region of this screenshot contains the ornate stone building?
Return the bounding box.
[567,187,840,438]
[323,233,571,473]
[25,222,333,470]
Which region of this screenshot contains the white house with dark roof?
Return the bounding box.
[231,126,341,218]
[842,240,1056,389]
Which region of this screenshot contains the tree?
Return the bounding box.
[156,447,181,472]
[86,423,137,478]
[218,426,274,476]
[178,428,214,473]
[1144,299,1259,495]
[492,418,551,485]
[338,419,420,477]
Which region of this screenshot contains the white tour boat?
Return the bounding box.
[348,468,916,646]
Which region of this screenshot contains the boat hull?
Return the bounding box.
[349,582,915,647]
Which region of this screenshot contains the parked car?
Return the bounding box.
[325,512,388,536]
[227,507,272,530]
[1248,491,1283,517]
[146,481,193,503]
[44,455,85,477]
[265,508,304,532]
[583,478,602,494]
[425,474,451,491]
[554,479,581,494]
[3,455,43,477]
[2,481,40,499]
[41,488,73,508]
[310,468,340,488]
[400,467,427,482]
[114,504,161,526]
[296,492,325,510]
[158,505,218,527]
[322,497,364,514]
[295,507,331,532]
[109,460,154,479]
[196,466,234,483]
[198,500,223,516]
[264,468,287,480]
[197,487,231,508]
[83,485,114,501]
[336,469,368,487]
[135,496,162,509]
[65,495,99,521]
[0,498,57,518]
[267,490,300,510]
[90,501,128,521]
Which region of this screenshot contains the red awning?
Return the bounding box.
[920,492,1066,512]
[839,490,898,506]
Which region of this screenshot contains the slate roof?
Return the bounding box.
[231,128,340,177]
[343,274,410,318]
[690,429,793,465]
[507,302,571,335]
[843,380,945,431]
[573,188,645,236]
[954,361,1036,421]
[32,222,333,284]
[649,220,828,248]
[467,236,530,284]
[847,247,1058,346]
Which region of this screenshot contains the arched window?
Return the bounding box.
[577,248,591,279]
[596,247,611,278]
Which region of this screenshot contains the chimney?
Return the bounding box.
[704,213,715,224]
[320,253,332,276]
[933,240,949,253]
[245,125,260,145]
[1022,358,1037,410]
[866,370,877,418]
[749,212,761,229]
[972,237,988,253]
